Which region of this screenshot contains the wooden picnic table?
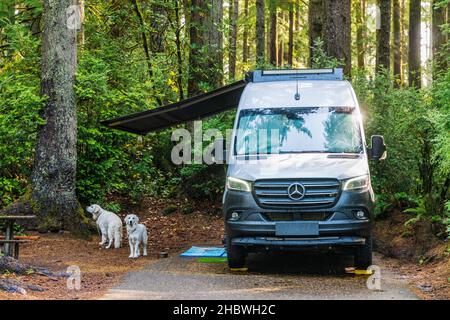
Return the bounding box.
[0,215,36,258]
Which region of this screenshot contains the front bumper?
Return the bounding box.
[223,187,374,248]
[232,236,366,247]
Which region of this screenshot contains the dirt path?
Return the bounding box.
[101,252,418,300]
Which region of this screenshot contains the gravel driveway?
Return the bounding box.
[102,251,418,300]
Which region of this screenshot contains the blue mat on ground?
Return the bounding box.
[180,246,227,258]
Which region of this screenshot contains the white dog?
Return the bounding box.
[124,214,148,258]
[86,204,122,249]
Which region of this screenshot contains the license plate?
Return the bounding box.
[275,222,319,236]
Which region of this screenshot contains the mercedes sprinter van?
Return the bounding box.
[223,69,386,269]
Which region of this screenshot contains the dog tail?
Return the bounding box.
[114,224,123,249]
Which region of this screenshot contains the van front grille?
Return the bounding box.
[253,178,340,208]
[262,212,332,221]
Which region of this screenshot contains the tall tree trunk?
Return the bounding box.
[323,0,351,76]
[132,0,153,78]
[188,0,223,96]
[408,0,421,88]
[188,0,205,96]
[269,1,277,66]
[308,0,324,66]
[295,0,300,31]
[288,2,294,66]
[174,0,184,100]
[229,0,238,80]
[77,0,85,48]
[376,0,391,73]
[32,0,88,236]
[355,0,365,69]
[242,0,249,63]
[393,0,401,85]
[205,0,223,87]
[255,0,265,65]
[278,39,283,66]
[400,0,407,84]
[432,0,446,74]
[150,1,167,53]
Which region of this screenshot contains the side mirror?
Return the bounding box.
[212,138,228,164]
[367,135,387,160]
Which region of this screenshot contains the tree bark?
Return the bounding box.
[173,0,184,100]
[408,0,421,88]
[278,39,283,67]
[205,0,223,87]
[132,0,153,78]
[376,0,391,73]
[269,1,277,66]
[308,0,324,67]
[323,0,351,76]
[255,0,265,65]
[31,0,89,236]
[393,0,401,84]
[242,0,249,63]
[188,0,223,97]
[288,2,294,66]
[432,0,446,74]
[77,0,85,48]
[400,0,407,84]
[355,0,365,69]
[150,1,167,53]
[228,0,238,80]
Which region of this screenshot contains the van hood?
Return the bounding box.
[227,153,369,181]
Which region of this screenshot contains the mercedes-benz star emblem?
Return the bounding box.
[287,183,306,201]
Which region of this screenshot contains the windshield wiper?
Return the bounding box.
[278,150,362,154]
[278,150,329,154]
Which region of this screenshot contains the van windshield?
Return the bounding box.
[235,107,363,155]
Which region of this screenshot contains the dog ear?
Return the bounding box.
[93,205,101,213]
[134,215,140,223]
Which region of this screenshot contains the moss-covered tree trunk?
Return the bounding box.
[255,0,265,66]
[308,0,324,67]
[188,0,223,96]
[287,2,294,66]
[242,0,249,63]
[323,0,351,76]
[355,0,365,70]
[393,0,401,85]
[408,0,421,88]
[228,0,238,80]
[376,0,391,74]
[30,0,89,237]
[431,0,446,74]
[268,1,277,66]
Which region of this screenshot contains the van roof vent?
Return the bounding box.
[247,68,343,83]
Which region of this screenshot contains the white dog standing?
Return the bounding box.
[124,214,148,258]
[86,204,122,249]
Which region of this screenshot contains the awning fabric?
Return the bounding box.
[101,80,247,135]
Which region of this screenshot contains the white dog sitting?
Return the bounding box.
[124,214,148,258]
[86,204,122,249]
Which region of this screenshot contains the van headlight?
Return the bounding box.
[226,177,252,192]
[343,175,369,191]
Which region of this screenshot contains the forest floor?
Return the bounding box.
[373,210,450,300]
[0,197,224,300]
[0,198,448,300]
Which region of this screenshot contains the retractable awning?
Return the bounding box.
[101,80,247,135]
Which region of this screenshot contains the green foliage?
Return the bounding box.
[354,67,450,237]
[0,26,42,207]
[311,39,343,69]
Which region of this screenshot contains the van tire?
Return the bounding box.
[354,235,372,269]
[226,236,246,268]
